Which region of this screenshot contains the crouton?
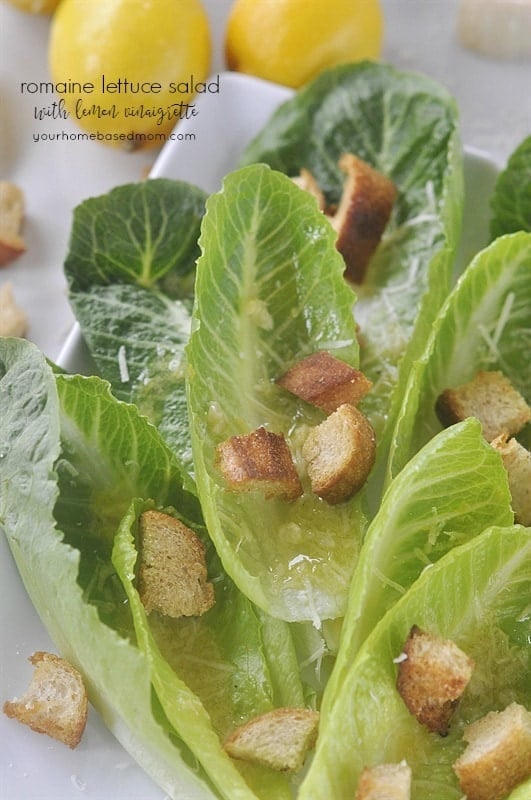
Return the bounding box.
[0,181,26,266]
[354,761,412,800]
[224,707,320,772]
[3,651,88,749]
[453,702,531,800]
[396,626,475,735]
[216,426,303,501]
[292,168,326,211]
[490,433,531,526]
[276,351,372,414]
[435,370,531,442]
[329,153,397,284]
[0,281,27,337]
[302,403,376,504]
[138,510,215,618]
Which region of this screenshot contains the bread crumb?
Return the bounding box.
[453,702,531,800]
[224,707,319,772]
[3,651,88,749]
[436,371,531,442]
[329,153,397,284]
[396,625,475,735]
[216,426,303,501]
[0,181,26,266]
[276,351,372,414]
[302,403,376,504]
[291,168,326,211]
[490,433,531,526]
[0,282,27,337]
[138,510,215,618]
[354,760,412,799]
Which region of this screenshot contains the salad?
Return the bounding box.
[1,63,530,800]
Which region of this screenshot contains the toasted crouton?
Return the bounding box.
[490,433,531,526]
[0,282,27,337]
[302,403,376,504]
[224,707,320,772]
[0,181,26,266]
[276,351,372,414]
[329,153,397,284]
[3,651,88,748]
[435,370,531,442]
[138,510,215,618]
[396,626,475,735]
[216,426,303,501]
[453,702,531,800]
[291,168,326,211]
[354,761,412,800]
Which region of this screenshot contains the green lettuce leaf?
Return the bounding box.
[388,231,531,479]
[508,777,531,799]
[299,525,531,800]
[64,178,206,298]
[321,418,513,712]
[241,61,464,439]
[112,498,294,800]
[490,135,531,238]
[63,178,207,482]
[0,338,304,800]
[0,338,216,799]
[186,163,365,624]
[68,283,195,485]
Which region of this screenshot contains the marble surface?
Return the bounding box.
[382,0,531,164]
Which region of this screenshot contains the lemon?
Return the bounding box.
[49,0,211,149]
[4,0,59,13]
[225,0,383,88]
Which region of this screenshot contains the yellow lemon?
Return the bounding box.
[225,0,383,88]
[4,0,59,13]
[49,0,211,149]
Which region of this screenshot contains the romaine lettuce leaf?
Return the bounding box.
[64,178,206,299]
[240,61,464,440]
[490,135,531,238]
[299,525,531,800]
[112,498,294,800]
[63,178,207,484]
[186,163,365,624]
[0,338,217,799]
[321,418,513,711]
[508,777,531,799]
[67,283,196,486]
[388,231,531,479]
[0,338,305,800]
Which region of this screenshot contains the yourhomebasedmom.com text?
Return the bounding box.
[31,129,197,144]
